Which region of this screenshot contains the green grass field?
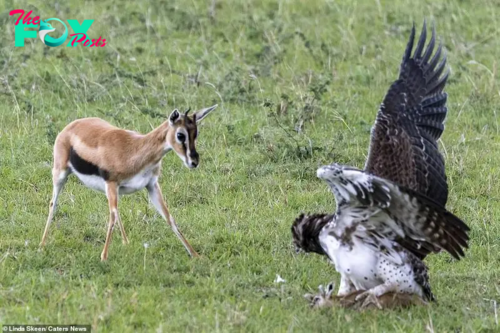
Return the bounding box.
[1,0,499,332]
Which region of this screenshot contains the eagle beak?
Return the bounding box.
[316,166,329,179]
[317,164,340,180]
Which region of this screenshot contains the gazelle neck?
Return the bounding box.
[129,121,172,170]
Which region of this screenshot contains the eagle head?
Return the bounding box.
[291,213,332,255]
[316,163,343,180]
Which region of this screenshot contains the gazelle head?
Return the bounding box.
[166,104,218,169]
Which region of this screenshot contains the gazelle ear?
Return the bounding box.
[194,104,218,123]
[169,109,180,125]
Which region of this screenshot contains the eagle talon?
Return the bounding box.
[356,290,383,310]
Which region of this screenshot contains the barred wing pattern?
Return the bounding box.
[317,164,469,260]
[364,21,449,207]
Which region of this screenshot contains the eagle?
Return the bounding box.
[291,21,470,308]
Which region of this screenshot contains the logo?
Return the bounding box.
[39,19,68,47]
[10,9,106,47]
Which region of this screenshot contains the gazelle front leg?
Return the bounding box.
[147,181,199,257]
[101,181,120,261]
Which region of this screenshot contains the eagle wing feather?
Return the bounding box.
[318,164,469,260]
[364,21,449,206]
[363,22,451,259]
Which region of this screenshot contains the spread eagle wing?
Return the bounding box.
[317,164,469,260]
[363,22,450,259]
[364,21,449,206]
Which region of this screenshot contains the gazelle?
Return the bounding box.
[40,104,218,261]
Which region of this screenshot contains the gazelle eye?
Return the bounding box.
[177,133,186,142]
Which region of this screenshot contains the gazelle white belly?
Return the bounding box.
[70,166,107,192]
[119,167,157,194]
[69,163,158,195]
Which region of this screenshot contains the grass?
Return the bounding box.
[0,0,499,331]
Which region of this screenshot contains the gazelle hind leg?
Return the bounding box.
[147,182,199,257]
[101,181,118,261]
[114,210,129,244]
[40,168,70,247]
